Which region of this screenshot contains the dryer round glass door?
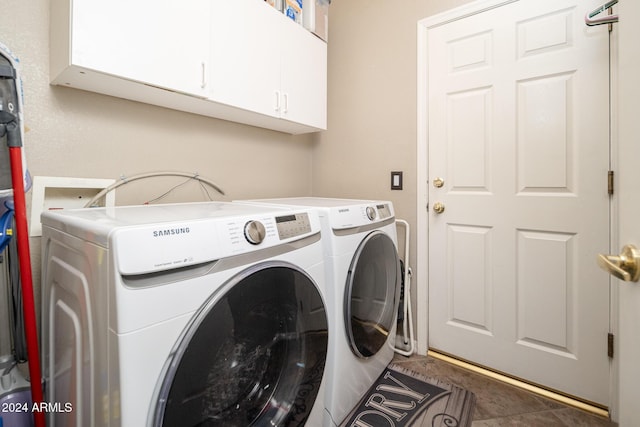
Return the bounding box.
[152,262,328,427]
[345,231,400,358]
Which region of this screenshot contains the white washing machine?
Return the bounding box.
[40,201,330,427]
[238,198,401,427]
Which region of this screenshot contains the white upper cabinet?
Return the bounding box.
[50,0,327,134]
[53,0,210,97]
[78,0,210,97]
[209,1,283,118]
[279,15,327,130]
[209,0,327,130]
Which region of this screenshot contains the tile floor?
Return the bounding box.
[391,353,618,426]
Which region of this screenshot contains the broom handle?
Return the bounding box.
[9,145,45,427]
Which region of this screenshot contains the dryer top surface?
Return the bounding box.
[243,197,380,208]
[240,197,396,230]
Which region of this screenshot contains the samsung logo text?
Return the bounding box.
[153,227,190,237]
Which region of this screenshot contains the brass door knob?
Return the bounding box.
[597,244,640,282]
[432,202,445,214]
[433,177,444,188]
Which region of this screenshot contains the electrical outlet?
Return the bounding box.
[29,176,115,236]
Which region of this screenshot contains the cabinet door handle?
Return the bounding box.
[274,90,281,112]
[283,93,288,114]
[200,62,206,89]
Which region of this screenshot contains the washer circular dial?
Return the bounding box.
[244,220,266,245]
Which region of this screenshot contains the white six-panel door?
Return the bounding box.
[425,0,611,406]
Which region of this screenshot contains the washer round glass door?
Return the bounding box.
[345,231,400,358]
[153,262,328,427]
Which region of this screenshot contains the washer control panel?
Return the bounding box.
[113,208,320,275]
[275,213,312,240]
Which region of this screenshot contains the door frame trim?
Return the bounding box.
[416,0,519,355]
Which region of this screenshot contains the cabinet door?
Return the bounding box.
[280,22,327,129]
[209,0,282,118]
[73,0,209,96]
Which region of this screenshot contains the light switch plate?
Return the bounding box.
[29,176,115,236]
[391,171,403,190]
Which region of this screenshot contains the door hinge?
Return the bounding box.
[608,332,614,358]
[608,170,614,195]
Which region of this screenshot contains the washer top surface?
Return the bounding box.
[42,201,320,275]
[42,201,289,229]
[41,201,295,241]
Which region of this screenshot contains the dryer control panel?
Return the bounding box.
[375,203,393,220]
[328,202,395,230]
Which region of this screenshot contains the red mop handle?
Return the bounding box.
[9,146,46,427]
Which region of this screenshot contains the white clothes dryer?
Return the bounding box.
[238,198,401,427]
[40,202,329,427]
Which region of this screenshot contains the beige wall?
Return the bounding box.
[315,0,475,228]
[315,0,477,210]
